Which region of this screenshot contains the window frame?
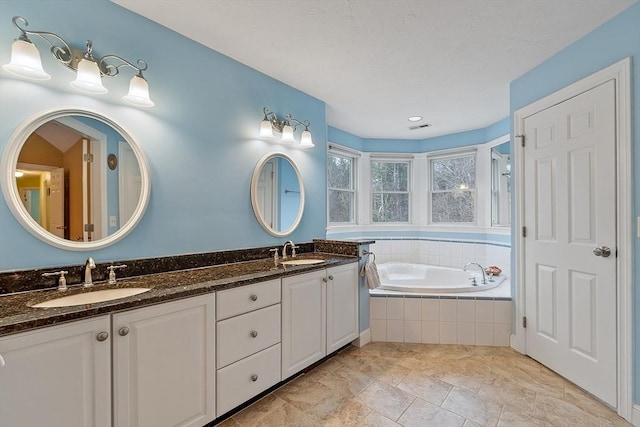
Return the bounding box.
[428,150,477,225]
[370,157,412,224]
[327,147,358,225]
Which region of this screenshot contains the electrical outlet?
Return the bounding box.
[110,216,117,227]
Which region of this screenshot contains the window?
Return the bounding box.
[327,152,356,223]
[371,160,410,222]
[430,153,476,223]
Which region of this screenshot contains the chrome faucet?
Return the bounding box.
[282,240,297,259]
[463,262,487,284]
[83,257,96,287]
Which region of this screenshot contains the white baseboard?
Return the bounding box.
[632,404,640,427]
[510,333,525,354]
[352,329,371,347]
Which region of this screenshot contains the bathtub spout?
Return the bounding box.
[463,262,487,284]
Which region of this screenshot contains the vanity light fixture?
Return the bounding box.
[3,16,154,107]
[260,107,314,148]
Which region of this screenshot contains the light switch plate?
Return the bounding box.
[110,216,117,227]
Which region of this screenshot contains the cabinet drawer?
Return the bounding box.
[217,279,281,320]
[217,304,280,368]
[217,344,281,417]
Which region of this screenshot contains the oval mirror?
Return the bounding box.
[0,107,151,250]
[250,152,304,237]
[491,141,511,227]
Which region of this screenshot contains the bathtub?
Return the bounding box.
[377,262,505,293]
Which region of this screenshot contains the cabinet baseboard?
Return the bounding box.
[351,329,371,347]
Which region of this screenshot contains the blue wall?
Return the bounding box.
[0,0,327,270]
[510,2,640,404]
[328,117,510,153]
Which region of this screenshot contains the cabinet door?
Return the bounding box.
[113,294,216,427]
[0,316,111,427]
[326,263,359,354]
[281,269,326,380]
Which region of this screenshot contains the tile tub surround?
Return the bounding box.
[215,342,629,427]
[369,238,512,278]
[0,251,358,336]
[369,295,512,346]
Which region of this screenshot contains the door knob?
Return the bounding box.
[593,246,611,257]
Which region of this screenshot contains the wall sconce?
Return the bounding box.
[259,107,314,148]
[2,16,154,108]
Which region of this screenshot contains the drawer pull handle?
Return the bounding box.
[250,330,258,338]
[251,374,258,382]
[96,331,109,342]
[250,294,258,301]
[118,327,130,336]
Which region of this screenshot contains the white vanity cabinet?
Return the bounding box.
[112,293,216,427]
[281,263,358,380]
[215,279,282,417]
[0,315,112,427]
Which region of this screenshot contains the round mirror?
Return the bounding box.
[250,152,304,236]
[0,107,151,250]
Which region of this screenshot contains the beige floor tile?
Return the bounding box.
[356,380,415,421]
[441,386,503,426]
[397,398,465,427]
[533,393,604,426]
[361,410,402,426]
[216,343,626,427]
[397,372,453,405]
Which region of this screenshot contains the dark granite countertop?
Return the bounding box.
[0,253,357,337]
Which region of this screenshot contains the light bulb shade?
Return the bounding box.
[259,119,274,138]
[281,124,295,143]
[70,58,108,94]
[299,129,314,148]
[123,75,154,107]
[3,39,50,80]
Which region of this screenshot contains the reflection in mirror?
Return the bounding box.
[1,108,150,250]
[491,141,511,226]
[251,153,304,236]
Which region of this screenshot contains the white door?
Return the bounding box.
[49,167,65,238]
[256,159,276,229]
[0,316,111,427]
[112,295,216,427]
[523,80,617,406]
[326,264,359,354]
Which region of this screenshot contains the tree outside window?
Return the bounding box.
[327,153,355,223]
[430,154,476,223]
[371,160,409,222]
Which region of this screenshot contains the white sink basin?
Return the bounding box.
[31,288,151,308]
[281,259,325,266]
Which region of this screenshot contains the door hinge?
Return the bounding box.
[84,223,94,232]
[522,226,527,238]
[522,316,527,328]
[516,134,525,147]
[83,153,94,162]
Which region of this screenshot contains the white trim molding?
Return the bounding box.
[633,404,640,427]
[352,329,371,347]
[512,57,633,421]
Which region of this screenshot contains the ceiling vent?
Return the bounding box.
[408,123,431,130]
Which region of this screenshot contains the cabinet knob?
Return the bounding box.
[328,275,334,281]
[118,327,130,336]
[251,374,258,382]
[0,354,5,368]
[250,330,258,338]
[322,277,328,283]
[250,294,258,302]
[96,331,109,342]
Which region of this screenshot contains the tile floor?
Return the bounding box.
[217,342,631,427]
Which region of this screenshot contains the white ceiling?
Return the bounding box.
[112,0,637,139]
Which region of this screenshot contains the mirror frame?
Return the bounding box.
[0,106,151,251]
[250,152,305,237]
